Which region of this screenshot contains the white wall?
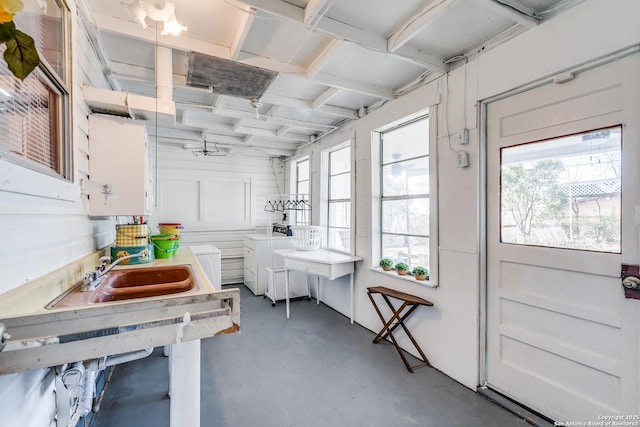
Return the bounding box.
[149,144,283,284]
[291,0,640,390]
[0,1,115,425]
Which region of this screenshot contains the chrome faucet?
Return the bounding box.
[81,249,150,291]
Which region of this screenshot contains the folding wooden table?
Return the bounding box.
[367,286,433,373]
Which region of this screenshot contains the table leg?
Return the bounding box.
[285,269,290,319]
[316,275,320,305]
[349,273,354,324]
[169,340,200,427]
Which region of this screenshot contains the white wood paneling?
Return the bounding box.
[151,146,282,284]
[0,5,116,425]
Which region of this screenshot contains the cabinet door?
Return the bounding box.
[88,115,150,216]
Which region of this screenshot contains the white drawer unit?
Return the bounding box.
[243,234,306,298]
[282,257,354,280]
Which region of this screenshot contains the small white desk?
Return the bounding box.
[273,248,362,323]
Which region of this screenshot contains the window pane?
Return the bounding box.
[382,198,429,236]
[0,0,68,179]
[330,174,351,199]
[382,156,429,196]
[0,68,59,173]
[297,159,309,179]
[382,118,428,164]
[329,201,350,228]
[297,180,309,196]
[330,146,350,174]
[501,126,621,253]
[328,227,350,252]
[382,235,429,267]
[18,0,65,80]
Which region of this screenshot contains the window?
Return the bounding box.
[0,0,71,180]
[326,145,351,252]
[501,126,621,252]
[380,115,430,269]
[293,158,310,225]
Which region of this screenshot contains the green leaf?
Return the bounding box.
[0,21,17,43]
[4,29,39,80]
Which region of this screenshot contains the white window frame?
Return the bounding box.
[321,141,351,253]
[372,109,438,287]
[0,0,74,202]
[291,156,310,226]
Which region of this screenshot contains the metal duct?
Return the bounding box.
[186,52,278,99]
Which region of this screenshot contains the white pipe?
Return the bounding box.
[102,347,154,368]
[156,45,173,102]
[79,368,97,418]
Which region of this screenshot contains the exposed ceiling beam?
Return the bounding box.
[304,0,330,25]
[240,0,448,73]
[156,138,294,157]
[92,12,303,74]
[182,111,313,143]
[277,125,294,137]
[314,72,395,100]
[92,12,230,58]
[306,39,342,79]
[101,62,348,126]
[312,87,341,109]
[261,93,359,119]
[473,0,539,29]
[230,4,256,59]
[388,0,460,53]
[235,54,304,74]
[179,104,336,132]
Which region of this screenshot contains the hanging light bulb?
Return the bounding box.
[162,14,188,36]
[250,98,262,119]
[127,0,187,36]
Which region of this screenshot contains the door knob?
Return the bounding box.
[622,276,640,290]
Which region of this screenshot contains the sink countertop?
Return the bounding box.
[0,246,240,375]
[0,247,216,317]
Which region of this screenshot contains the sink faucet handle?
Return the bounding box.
[85,270,99,281]
[97,255,112,272]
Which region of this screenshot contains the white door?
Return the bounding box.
[485,54,640,422]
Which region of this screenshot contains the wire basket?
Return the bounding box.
[290,226,323,251]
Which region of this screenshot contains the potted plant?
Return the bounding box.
[412,266,429,280]
[379,258,394,271]
[394,262,409,276]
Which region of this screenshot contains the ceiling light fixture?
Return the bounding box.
[182,140,228,157]
[127,0,187,36]
[250,97,262,119]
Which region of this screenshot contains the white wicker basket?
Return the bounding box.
[290,225,323,250]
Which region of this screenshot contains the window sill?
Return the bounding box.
[370,267,437,288]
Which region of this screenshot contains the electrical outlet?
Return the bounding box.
[457,128,469,145]
[456,151,469,168]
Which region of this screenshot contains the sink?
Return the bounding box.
[47,265,198,309]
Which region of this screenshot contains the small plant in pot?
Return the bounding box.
[379,258,394,271]
[394,262,409,276]
[412,266,429,280]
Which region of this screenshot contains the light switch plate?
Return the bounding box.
[457,128,469,145]
[456,151,469,168]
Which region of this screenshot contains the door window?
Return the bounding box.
[500,126,621,253]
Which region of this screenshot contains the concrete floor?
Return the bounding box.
[91,285,530,427]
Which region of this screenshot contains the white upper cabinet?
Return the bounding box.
[88,115,152,216]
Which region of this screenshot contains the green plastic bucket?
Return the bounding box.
[151,234,178,259]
